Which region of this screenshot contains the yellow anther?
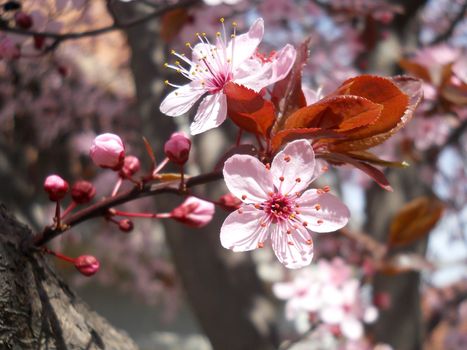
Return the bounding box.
[220,17,225,23]
[185,42,191,47]
[170,49,175,54]
[231,34,236,38]
[164,80,169,85]
[202,32,206,36]
[175,61,180,65]
[232,21,238,27]
[164,62,169,67]
[216,32,221,36]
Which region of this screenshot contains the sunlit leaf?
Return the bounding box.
[388,196,444,247]
[329,75,415,151]
[284,95,383,132]
[224,82,276,137]
[271,128,344,152]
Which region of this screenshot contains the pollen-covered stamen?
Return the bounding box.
[264,193,294,222]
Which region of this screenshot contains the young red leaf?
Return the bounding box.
[284,95,383,132]
[224,82,276,137]
[388,196,444,247]
[271,38,310,130]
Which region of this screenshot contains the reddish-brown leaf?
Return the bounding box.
[161,8,190,43]
[330,75,422,151]
[284,95,383,132]
[399,59,431,82]
[321,152,393,191]
[271,128,344,152]
[343,150,409,168]
[271,39,310,130]
[388,196,444,247]
[224,82,276,137]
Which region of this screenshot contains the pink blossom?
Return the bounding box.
[89,133,125,170]
[220,139,350,268]
[171,196,215,228]
[273,258,379,339]
[44,174,69,201]
[164,132,192,165]
[160,18,296,134]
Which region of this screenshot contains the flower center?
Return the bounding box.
[264,193,294,222]
[164,18,237,94]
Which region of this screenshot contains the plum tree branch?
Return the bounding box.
[0,0,199,42]
[31,170,222,247]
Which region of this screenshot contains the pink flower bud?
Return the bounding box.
[118,219,134,233]
[218,193,242,211]
[170,196,215,228]
[74,255,100,277]
[71,181,96,204]
[119,155,141,179]
[164,132,191,165]
[44,175,69,201]
[89,133,125,170]
[14,12,33,29]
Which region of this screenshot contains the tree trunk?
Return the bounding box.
[0,204,138,350]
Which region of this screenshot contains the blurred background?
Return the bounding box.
[0,0,466,349]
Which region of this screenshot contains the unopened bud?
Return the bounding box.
[118,218,134,233]
[119,155,140,179]
[74,255,100,277]
[89,133,125,170]
[71,180,96,204]
[218,193,242,211]
[171,196,215,228]
[14,12,33,29]
[44,175,69,201]
[164,132,191,165]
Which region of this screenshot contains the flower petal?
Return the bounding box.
[190,92,227,135]
[271,139,316,194]
[160,83,206,117]
[220,206,269,251]
[223,154,273,203]
[297,189,350,233]
[271,223,314,269]
[234,44,296,92]
[228,18,264,71]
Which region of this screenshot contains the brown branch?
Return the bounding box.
[0,0,199,42]
[32,170,222,247]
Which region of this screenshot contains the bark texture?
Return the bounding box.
[0,204,138,350]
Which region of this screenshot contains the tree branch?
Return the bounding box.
[0,0,199,42]
[32,170,222,247]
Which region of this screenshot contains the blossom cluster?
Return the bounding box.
[273,258,379,343]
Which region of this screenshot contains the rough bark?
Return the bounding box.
[111,2,278,349]
[0,204,138,350]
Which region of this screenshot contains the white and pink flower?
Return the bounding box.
[160,18,296,135]
[220,139,350,268]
